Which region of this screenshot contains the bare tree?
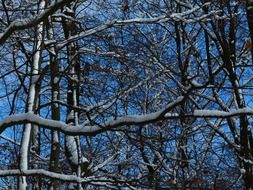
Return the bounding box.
[0,0,253,189]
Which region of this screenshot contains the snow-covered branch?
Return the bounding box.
[91,152,119,173]
[0,96,184,135]
[78,47,121,58]
[165,108,253,118]
[0,0,75,45]
[0,169,86,183]
[193,108,253,118]
[2,98,253,137]
[0,169,135,187]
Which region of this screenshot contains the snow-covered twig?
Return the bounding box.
[91,152,119,173]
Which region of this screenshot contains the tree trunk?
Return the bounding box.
[46,13,61,190]
[62,4,87,190]
[18,1,45,189]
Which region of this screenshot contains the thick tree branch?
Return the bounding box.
[0,96,184,136]
[0,169,114,185]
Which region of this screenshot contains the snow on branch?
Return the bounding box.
[0,96,185,136]
[56,16,167,49]
[101,96,184,127]
[2,98,253,136]
[0,0,220,47]
[0,169,133,187]
[91,152,119,173]
[0,0,75,45]
[0,112,82,135]
[56,4,219,49]
[78,47,121,58]
[0,169,86,183]
[193,108,253,118]
[0,169,114,185]
[165,108,253,119]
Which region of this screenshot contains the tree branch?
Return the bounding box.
[0,0,75,45]
[0,96,184,136]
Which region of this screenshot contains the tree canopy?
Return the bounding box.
[0,0,253,189]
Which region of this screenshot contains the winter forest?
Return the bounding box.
[1,0,253,189]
